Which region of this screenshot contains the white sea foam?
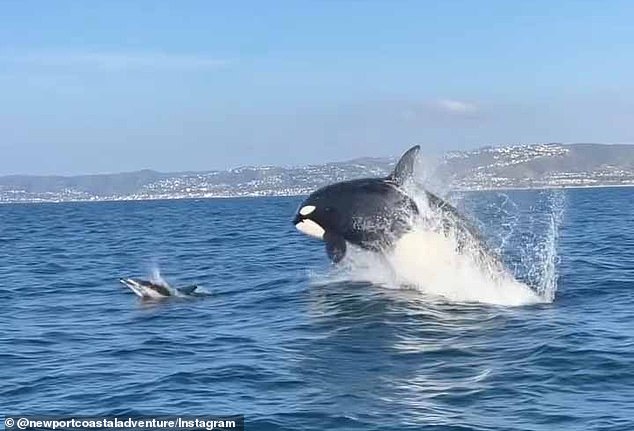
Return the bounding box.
[337,231,541,306]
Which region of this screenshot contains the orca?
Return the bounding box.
[293,145,499,265]
[119,278,199,299]
[293,145,421,263]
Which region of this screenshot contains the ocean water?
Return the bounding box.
[1,187,633,430]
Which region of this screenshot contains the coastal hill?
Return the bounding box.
[1,143,632,203]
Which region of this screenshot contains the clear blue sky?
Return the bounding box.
[1,0,633,175]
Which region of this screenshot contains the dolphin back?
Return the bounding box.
[178,285,199,295]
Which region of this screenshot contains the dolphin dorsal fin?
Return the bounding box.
[178,285,198,295]
[386,145,420,186]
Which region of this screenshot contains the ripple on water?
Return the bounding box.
[1,190,634,430]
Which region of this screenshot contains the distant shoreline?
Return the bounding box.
[1,183,632,205]
[3,143,633,205]
[455,183,634,193]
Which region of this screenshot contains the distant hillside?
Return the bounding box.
[440,143,634,189]
[1,143,633,203]
[0,169,167,195]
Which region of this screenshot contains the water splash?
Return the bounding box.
[146,263,210,297]
[514,189,566,302]
[149,264,169,287]
[317,187,565,307]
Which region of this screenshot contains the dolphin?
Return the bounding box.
[119,278,199,299]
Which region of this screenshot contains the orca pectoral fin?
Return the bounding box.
[324,232,347,263]
[178,285,198,295]
[387,145,420,186]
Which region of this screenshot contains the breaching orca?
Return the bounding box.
[293,145,499,265]
[293,145,421,262]
[119,278,199,299]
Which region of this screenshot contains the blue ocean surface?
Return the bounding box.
[1,187,633,430]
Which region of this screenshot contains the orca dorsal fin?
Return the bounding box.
[386,145,420,186]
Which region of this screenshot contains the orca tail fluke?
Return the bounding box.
[386,145,420,186]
